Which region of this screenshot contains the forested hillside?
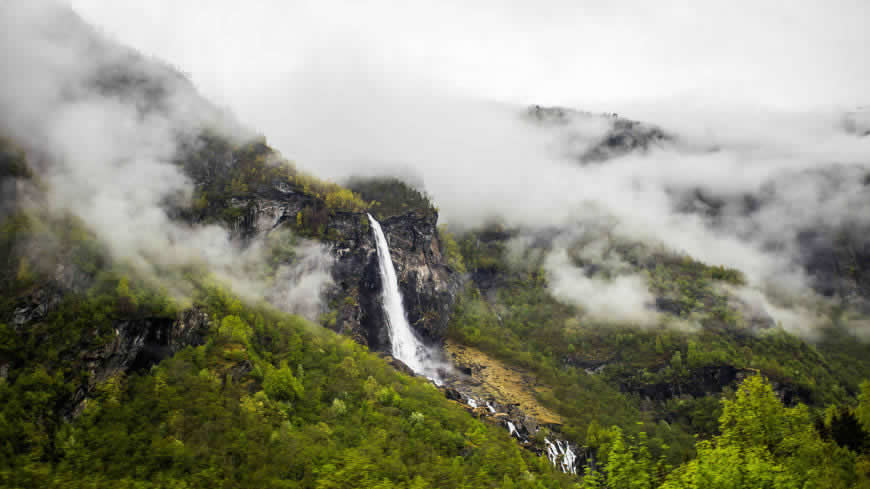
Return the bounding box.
[3,1,870,488]
[0,137,569,488]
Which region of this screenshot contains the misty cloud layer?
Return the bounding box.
[5,1,870,338]
[544,247,655,325]
[246,58,870,337]
[70,0,870,110]
[0,0,332,318]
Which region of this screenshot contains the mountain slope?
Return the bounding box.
[0,4,563,487]
[3,2,870,488]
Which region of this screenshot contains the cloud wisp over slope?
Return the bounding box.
[13,0,870,337]
[0,0,333,318]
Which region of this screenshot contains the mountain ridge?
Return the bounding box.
[2,2,870,487]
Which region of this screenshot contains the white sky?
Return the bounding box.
[69,0,869,115]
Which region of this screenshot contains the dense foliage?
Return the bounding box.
[579,376,870,488]
[4,134,870,488]
[447,224,870,481]
[179,133,369,232]
[345,177,437,220]
[0,207,571,488]
[1,295,574,487]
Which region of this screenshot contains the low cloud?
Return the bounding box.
[544,247,656,325]
[0,0,331,316]
[6,0,870,341]
[266,241,334,321]
[242,57,870,338]
[726,285,825,341]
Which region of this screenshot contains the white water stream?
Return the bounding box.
[370,214,580,474]
[368,214,442,384]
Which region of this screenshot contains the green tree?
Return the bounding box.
[438,225,467,274]
[660,441,793,489]
[661,376,857,489]
[605,426,652,489]
[263,361,303,402]
[581,465,604,488]
[218,315,251,343]
[670,351,682,372]
[857,381,870,433]
[116,275,138,313]
[718,375,792,450]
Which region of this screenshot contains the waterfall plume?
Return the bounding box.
[367,214,443,384]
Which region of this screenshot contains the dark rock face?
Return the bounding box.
[115,309,210,372]
[613,365,813,407]
[68,308,211,415]
[10,264,92,328]
[328,211,460,349]
[621,365,746,402]
[444,387,463,401]
[581,118,670,163]
[381,354,417,378]
[228,189,461,351]
[12,285,65,327]
[4,281,212,416]
[770,379,816,406]
[226,191,320,240]
[798,226,870,313]
[525,104,672,164]
[383,213,460,342]
[654,297,684,316]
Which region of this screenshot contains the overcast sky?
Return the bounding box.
[69,0,868,116]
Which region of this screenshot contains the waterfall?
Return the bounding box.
[367,214,441,383]
[507,421,518,438]
[545,438,578,474]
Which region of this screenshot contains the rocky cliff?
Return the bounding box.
[2,128,461,419]
[226,189,462,350]
[526,104,672,163]
[4,276,212,417]
[175,133,462,351]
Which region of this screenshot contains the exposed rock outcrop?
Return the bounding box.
[525,104,672,163]
[180,134,462,352]
[4,280,212,416]
[798,226,870,314]
[226,187,462,351]
[439,340,583,474]
[618,364,748,402]
[580,117,670,163]
[69,308,211,416]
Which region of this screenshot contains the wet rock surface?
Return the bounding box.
[230,188,462,351]
[438,340,583,475]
